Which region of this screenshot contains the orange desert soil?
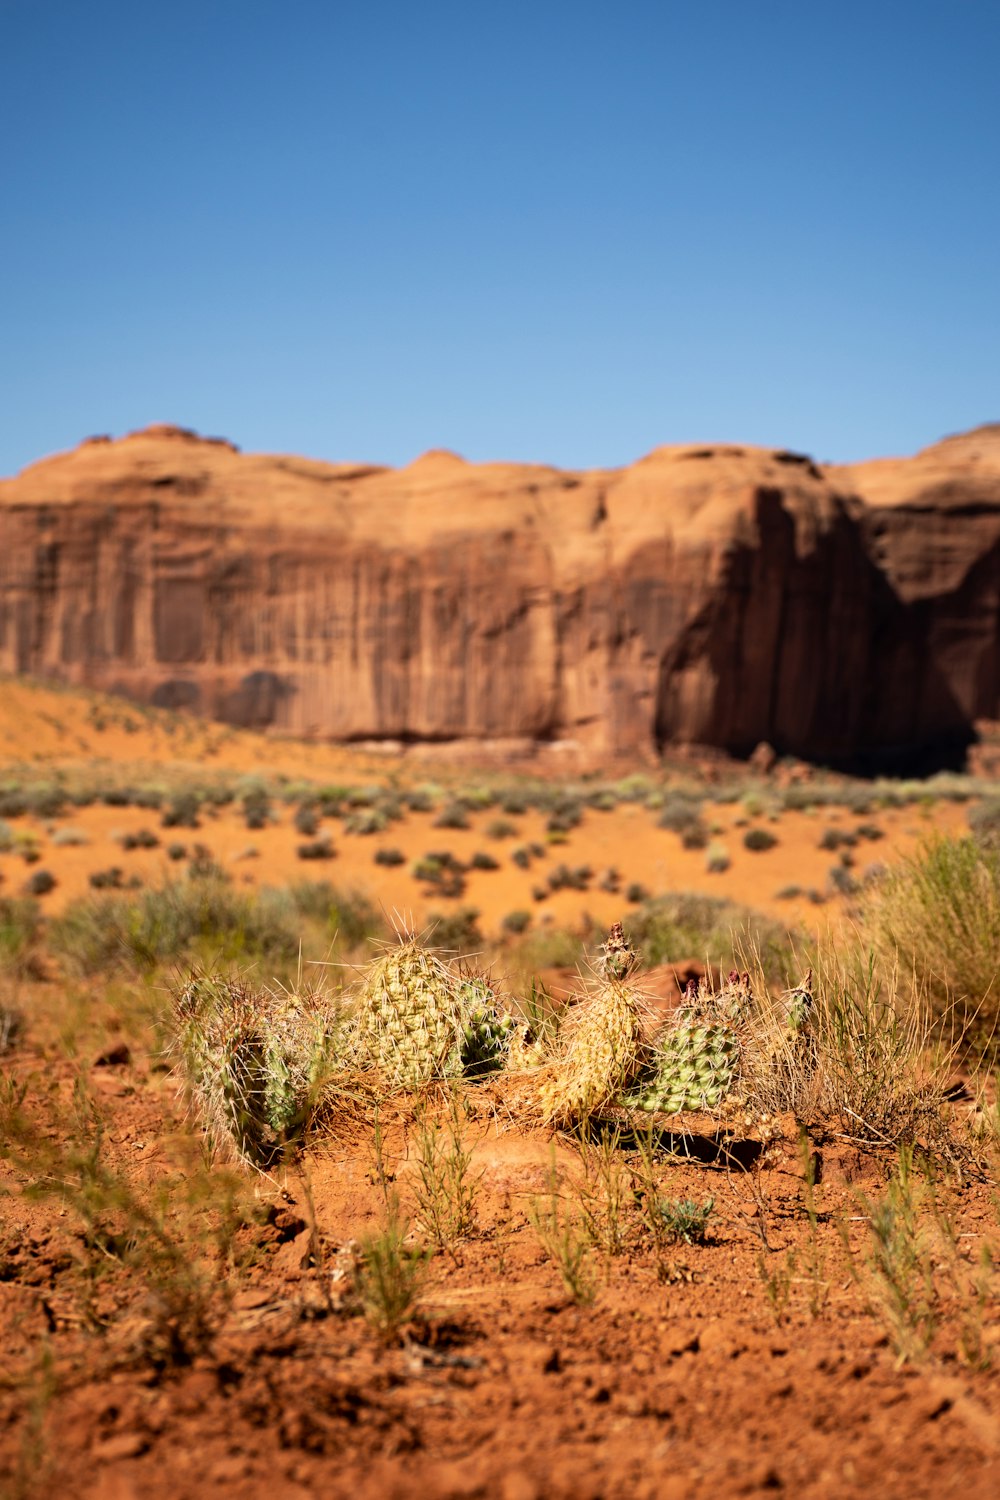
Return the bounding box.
[1,1023,998,1500]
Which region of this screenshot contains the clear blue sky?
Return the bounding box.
[2,1,998,476]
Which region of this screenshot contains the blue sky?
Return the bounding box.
[1,1,998,475]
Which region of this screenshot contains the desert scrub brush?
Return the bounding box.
[538,927,651,1126]
[172,971,343,1166]
[624,971,751,1115]
[352,936,513,1089]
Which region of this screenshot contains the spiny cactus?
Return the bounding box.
[172,972,341,1165]
[624,970,749,1115]
[352,939,464,1088]
[454,968,517,1078]
[599,921,639,981]
[625,1013,740,1113]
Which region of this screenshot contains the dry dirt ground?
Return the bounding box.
[1,984,999,1500]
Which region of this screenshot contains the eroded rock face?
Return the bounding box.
[1,422,998,767]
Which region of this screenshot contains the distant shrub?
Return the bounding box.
[89,867,126,890]
[166,842,188,862]
[501,910,532,936]
[743,828,778,853]
[120,828,160,851]
[162,791,201,829]
[585,789,619,812]
[293,804,320,837]
[45,826,84,850]
[242,788,271,830]
[828,864,859,896]
[500,791,529,816]
[511,846,532,870]
[625,881,649,904]
[50,878,302,975]
[425,907,483,954]
[547,863,591,892]
[297,836,335,861]
[819,827,856,852]
[597,867,621,893]
[486,818,518,840]
[531,885,548,902]
[412,851,466,898]
[373,847,405,867]
[433,802,470,831]
[775,885,802,900]
[405,786,438,813]
[658,795,704,834]
[344,808,387,836]
[705,841,731,874]
[855,823,885,842]
[469,850,500,872]
[546,796,582,834]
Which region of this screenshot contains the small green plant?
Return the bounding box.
[575,1127,631,1259]
[501,909,532,936]
[757,1247,797,1326]
[529,1154,596,1305]
[354,1196,431,1342]
[858,1146,937,1364]
[411,1097,481,1256]
[654,1196,715,1245]
[705,841,731,874]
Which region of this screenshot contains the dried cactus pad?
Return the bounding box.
[539,977,647,1125]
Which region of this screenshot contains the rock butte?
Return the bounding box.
[1,422,999,769]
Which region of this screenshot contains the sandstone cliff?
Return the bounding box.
[1,422,998,768]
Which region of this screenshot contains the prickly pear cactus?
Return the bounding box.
[353,940,465,1088]
[455,970,516,1079]
[539,977,648,1126]
[624,971,750,1114]
[172,972,339,1165]
[624,1012,741,1113]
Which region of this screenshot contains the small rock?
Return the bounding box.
[91,1431,149,1462]
[94,1042,131,1068]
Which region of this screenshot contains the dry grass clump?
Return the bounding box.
[860,835,1000,1048]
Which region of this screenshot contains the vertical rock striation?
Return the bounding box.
[0,422,998,767]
